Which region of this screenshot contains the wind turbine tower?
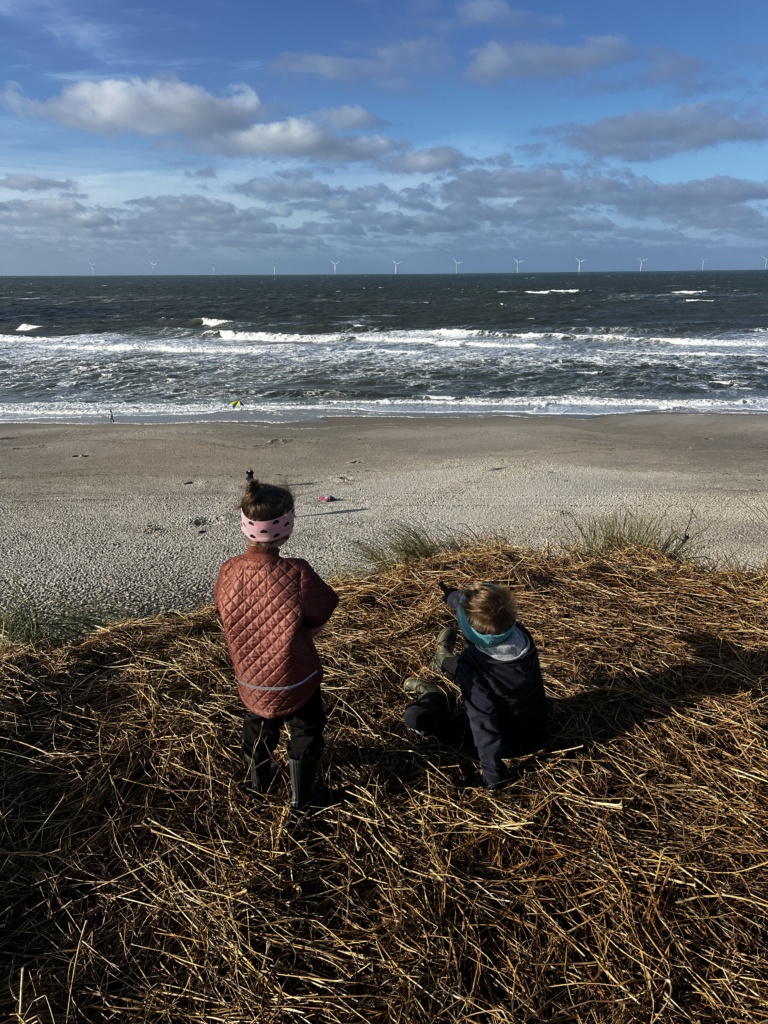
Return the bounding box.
[392,259,401,274]
[273,264,277,276]
[762,256,768,269]
[637,258,647,271]
[212,263,216,275]
[331,260,340,275]
[453,258,462,274]
[513,259,524,273]
[88,261,95,276]
[575,258,586,273]
[700,258,707,271]
[149,261,157,275]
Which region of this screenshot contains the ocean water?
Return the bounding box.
[1,272,768,423]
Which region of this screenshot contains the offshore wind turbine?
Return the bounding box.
[513,258,524,273]
[392,259,401,274]
[700,258,707,270]
[149,261,157,275]
[331,260,340,274]
[212,263,216,275]
[575,258,586,272]
[88,261,95,276]
[637,257,647,271]
[453,258,462,274]
[273,264,277,276]
[761,256,768,269]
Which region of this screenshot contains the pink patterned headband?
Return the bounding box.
[241,508,295,543]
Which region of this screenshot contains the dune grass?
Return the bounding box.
[563,507,698,560]
[0,600,132,648]
[2,539,767,1023]
[355,522,474,568]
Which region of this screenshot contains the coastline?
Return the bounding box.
[2,413,766,617]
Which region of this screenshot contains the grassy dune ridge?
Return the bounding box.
[2,539,767,1023]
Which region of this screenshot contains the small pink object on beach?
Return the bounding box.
[318,495,337,503]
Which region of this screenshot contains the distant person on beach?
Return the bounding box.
[214,471,339,810]
[403,583,549,788]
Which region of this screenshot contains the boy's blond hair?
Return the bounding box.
[463,583,517,636]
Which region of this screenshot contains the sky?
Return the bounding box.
[1,0,768,274]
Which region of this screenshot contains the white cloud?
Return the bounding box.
[383,146,469,172]
[233,175,333,202]
[455,1,563,28]
[271,39,450,84]
[3,77,263,136]
[465,35,633,83]
[184,167,218,180]
[553,104,768,160]
[315,105,384,131]
[212,117,398,161]
[456,0,514,23]
[0,196,116,235]
[0,0,112,55]
[0,172,76,191]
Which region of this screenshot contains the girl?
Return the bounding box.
[214,471,339,809]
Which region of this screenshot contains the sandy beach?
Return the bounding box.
[1,413,766,616]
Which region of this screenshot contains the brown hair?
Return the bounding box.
[463,583,517,636]
[240,471,293,527]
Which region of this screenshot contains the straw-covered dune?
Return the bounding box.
[2,539,768,1023]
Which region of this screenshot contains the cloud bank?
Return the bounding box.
[552,104,768,161]
[3,76,401,162]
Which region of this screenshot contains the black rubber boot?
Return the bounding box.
[289,758,334,811]
[243,753,278,794]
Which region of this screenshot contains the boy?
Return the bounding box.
[403,582,549,788]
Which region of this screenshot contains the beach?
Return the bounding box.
[1,413,766,617]
[3,413,765,618]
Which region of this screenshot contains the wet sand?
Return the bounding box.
[1,414,766,616]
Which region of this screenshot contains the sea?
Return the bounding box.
[2,271,768,423]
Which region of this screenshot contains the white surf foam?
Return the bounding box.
[1,392,764,424]
[525,289,580,295]
[201,318,232,327]
[15,323,41,332]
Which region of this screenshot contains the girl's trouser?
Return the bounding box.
[243,688,326,764]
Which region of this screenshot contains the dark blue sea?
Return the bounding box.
[2,271,767,422]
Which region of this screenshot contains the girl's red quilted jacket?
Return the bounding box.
[214,547,339,719]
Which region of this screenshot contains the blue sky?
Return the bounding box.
[1,0,768,274]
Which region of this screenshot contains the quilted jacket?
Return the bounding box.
[214,547,339,719]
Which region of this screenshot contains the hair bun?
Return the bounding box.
[245,469,254,481]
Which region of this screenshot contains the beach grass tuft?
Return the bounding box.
[355,521,474,567]
[565,507,697,560]
[2,540,768,1022]
[0,600,121,648]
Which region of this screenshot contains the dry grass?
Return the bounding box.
[2,542,767,1023]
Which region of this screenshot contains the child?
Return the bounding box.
[403,582,549,789]
[214,471,339,809]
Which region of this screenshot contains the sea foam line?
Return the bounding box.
[1,393,765,424]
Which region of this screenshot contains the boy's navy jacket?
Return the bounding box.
[456,625,549,787]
